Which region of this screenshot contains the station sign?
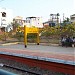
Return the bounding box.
[26,27,38,33]
[24,25,39,48]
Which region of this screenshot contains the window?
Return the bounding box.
[29,20,30,23]
[2,12,6,17]
[25,20,30,23]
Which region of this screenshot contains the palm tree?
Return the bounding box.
[56,13,60,24]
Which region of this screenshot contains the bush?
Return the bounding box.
[14,32,24,41]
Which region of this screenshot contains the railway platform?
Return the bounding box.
[0,44,75,75]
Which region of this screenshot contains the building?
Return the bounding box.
[70,14,75,23]
[43,20,56,27]
[13,16,24,27]
[43,13,60,27]
[13,16,23,25]
[0,7,13,32]
[50,13,60,24]
[25,17,43,28]
[13,16,43,28]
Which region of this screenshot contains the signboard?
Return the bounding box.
[26,27,38,33]
[24,25,39,48]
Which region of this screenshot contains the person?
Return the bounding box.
[72,37,75,47]
[65,36,73,47]
[61,37,66,47]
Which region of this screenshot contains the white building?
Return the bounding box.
[24,17,43,28]
[70,14,75,23]
[0,7,13,32]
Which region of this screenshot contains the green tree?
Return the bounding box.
[12,19,20,32]
[63,17,70,24]
[60,23,75,37]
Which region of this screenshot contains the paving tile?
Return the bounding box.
[0,48,74,62]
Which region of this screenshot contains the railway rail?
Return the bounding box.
[2,65,39,75]
[0,53,74,75]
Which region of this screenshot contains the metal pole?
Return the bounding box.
[37,33,39,45]
[24,25,27,48]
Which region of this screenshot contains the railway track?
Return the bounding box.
[0,54,74,75]
[2,64,39,75]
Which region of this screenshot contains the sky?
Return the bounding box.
[0,0,75,22]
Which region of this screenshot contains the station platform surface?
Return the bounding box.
[0,44,75,65]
